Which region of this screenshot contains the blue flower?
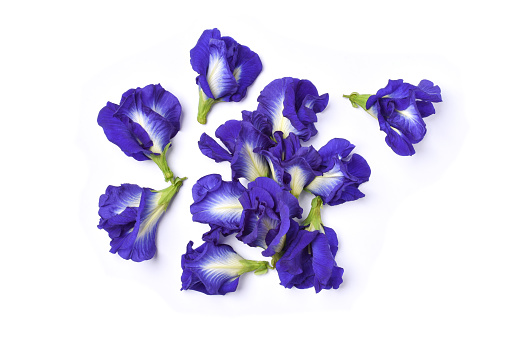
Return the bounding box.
[245,77,329,141]
[344,79,442,156]
[305,138,371,206]
[190,28,262,124]
[237,177,303,257]
[190,174,247,231]
[97,84,182,181]
[275,197,344,293]
[98,179,185,262]
[181,241,270,295]
[198,120,275,181]
[260,131,322,197]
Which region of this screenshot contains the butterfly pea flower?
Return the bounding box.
[190,28,262,124]
[276,197,344,293]
[260,131,322,197]
[305,138,371,206]
[97,84,182,182]
[181,241,270,295]
[344,79,442,156]
[198,120,275,181]
[237,177,303,257]
[249,77,329,141]
[98,179,185,262]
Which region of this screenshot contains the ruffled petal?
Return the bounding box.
[415,79,442,102]
[139,84,181,136]
[206,39,238,99]
[306,158,345,202]
[190,28,222,75]
[228,44,262,102]
[416,100,436,118]
[379,116,416,156]
[386,100,427,143]
[190,174,246,229]
[198,133,233,163]
[115,188,167,262]
[231,122,273,181]
[97,102,150,161]
[257,78,299,138]
[215,120,242,153]
[181,241,242,295]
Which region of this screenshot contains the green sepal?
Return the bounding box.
[302,196,325,233]
[238,259,271,276]
[197,88,219,124]
[271,251,284,267]
[155,176,187,210]
[343,92,377,118]
[148,142,173,182]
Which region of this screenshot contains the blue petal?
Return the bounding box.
[190,28,222,75]
[379,115,416,156]
[115,188,167,262]
[205,39,238,99]
[310,232,336,291]
[386,100,427,143]
[198,133,233,163]
[139,84,181,137]
[190,174,246,229]
[115,93,175,155]
[97,102,150,161]
[285,157,320,197]
[257,78,300,137]
[98,184,143,220]
[415,79,442,102]
[416,100,436,118]
[231,122,273,181]
[215,120,242,153]
[181,241,244,295]
[228,44,262,102]
[306,158,345,201]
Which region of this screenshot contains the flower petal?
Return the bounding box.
[228,44,262,102]
[116,188,166,262]
[190,174,246,229]
[206,39,238,99]
[198,133,233,163]
[190,28,221,75]
[230,122,273,181]
[181,241,242,295]
[257,78,299,138]
[386,100,427,143]
[139,84,182,136]
[97,102,150,161]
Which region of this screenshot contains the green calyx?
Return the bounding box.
[343,92,377,119]
[197,89,219,124]
[303,196,325,233]
[156,176,187,210]
[148,143,174,182]
[238,259,272,276]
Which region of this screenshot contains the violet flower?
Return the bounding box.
[190,28,262,124]
[344,79,442,156]
[97,84,182,182]
[98,179,185,262]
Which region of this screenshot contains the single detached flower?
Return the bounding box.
[237,177,303,257]
[245,77,329,141]
[190,28,262,124]
[276,197,344,293]
[97,84,182,181]
[181,241,270,295]
[198,119,274,182]
[305,138,371,206]
[98,179,185,262]
[344,79,442,156]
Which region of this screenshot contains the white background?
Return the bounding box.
[2,1,508,338]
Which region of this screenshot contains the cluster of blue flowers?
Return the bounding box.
[97,84,186,262]
[94,28,442,293]
[183,73,371,294]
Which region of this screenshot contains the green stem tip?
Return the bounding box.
[197,89,218,124]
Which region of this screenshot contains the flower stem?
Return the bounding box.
[343,92,377,119]
[157,176,187,209]
[238,259,271,276]
[148,143,173,182]
[197,88,217,124]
